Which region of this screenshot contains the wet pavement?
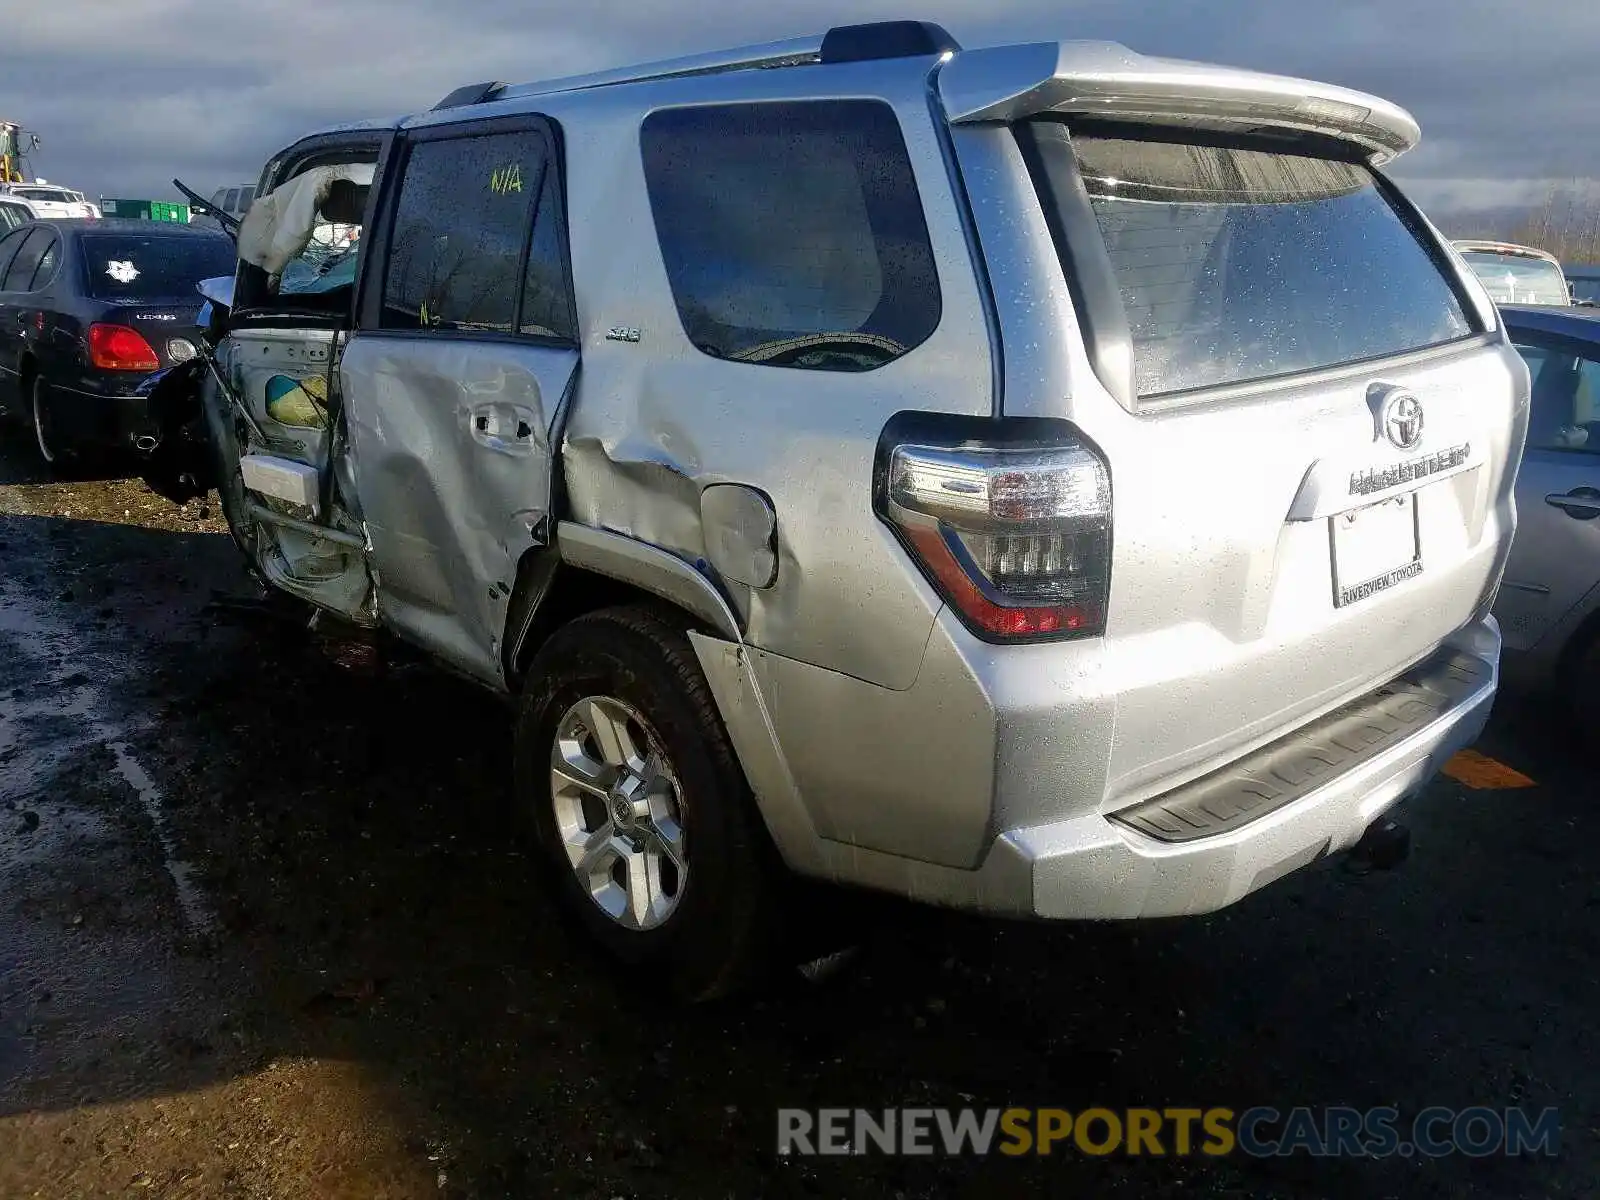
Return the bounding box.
[0,427,1596,1199]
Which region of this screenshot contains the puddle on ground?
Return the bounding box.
[0,583,212,935]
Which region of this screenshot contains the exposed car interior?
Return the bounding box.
[234,156,375,320]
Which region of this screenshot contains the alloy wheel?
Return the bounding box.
[549,695,688,931]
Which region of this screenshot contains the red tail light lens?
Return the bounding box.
[88,323,160,371]
[880,426,1112,642]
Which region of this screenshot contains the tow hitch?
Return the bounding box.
[1344,818,1411,873]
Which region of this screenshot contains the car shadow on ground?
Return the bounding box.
[1,505,1596,1198]
[0,435,139,487]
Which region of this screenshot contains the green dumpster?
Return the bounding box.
[99,198,190,222]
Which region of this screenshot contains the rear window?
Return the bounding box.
[1460,251,1570,306]
[641,100,941,372]
[1034,126,1473,398]
[80,234,236,300]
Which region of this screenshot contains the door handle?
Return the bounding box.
[1544,490,1600,519]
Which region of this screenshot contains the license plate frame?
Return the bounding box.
[1331,493,1422,608]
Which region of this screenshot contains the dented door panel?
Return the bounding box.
[340,334,577,687]
[547,73,995,690]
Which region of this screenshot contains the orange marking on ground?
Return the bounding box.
[1442,749,1537,789]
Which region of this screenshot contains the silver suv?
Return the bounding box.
[147,21,1525,997]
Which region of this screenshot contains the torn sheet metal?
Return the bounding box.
[201,358,377,626]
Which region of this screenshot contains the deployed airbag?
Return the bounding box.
[237,164,374,277]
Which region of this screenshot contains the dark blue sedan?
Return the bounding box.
[0,218,235,469]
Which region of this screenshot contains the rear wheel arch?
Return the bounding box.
[502,551,737,691]
[512,602,784,999]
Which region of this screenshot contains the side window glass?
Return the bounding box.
[520,163,575,341]
[640,99,942,372]
[0,204,24,230]
[382,129,547,333]
[223,188,241,213]
[1,229,49,292]
[0,228,27,283]
[28,238,59,290]
[1516,340,1600,454]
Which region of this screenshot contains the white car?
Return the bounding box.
[0,182,99,220]
[0,196,34,229]
[205,183,256,224]
[1453,239,1571,306]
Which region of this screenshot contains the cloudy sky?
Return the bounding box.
[3,0,1593,217]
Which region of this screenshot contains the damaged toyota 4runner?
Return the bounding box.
[146,21,1526,997]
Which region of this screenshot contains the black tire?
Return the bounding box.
[30,373,74,471]
[514,604,780,1001]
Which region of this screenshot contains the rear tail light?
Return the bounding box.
[878,420,1111,641]
[88,323,161,371]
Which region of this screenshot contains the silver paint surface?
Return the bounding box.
[546,58,993,691]
[339,335,578,688]
[938,41,1420,163]
[203,33,1526,919]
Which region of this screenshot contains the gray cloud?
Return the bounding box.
[3,0,1594,214]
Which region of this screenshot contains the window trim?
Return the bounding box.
[26,232,60,292]
[639,97,945,374]
[1018,116,1486,411]
[358,112,578,349]
[1013,119,1135,408]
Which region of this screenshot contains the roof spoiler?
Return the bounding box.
[939,42,1420,164]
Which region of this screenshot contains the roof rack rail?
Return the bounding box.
[493,35,825,104]
[434,81,509,110]
[820,21,960,64]
[429,21,965,109]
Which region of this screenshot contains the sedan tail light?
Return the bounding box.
[88,323,161,371]
[877,417,1112,642]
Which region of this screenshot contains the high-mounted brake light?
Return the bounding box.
[879,426,1112,642]
[88,323,160,371]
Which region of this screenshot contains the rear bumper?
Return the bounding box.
[695,615,1500,921]
[52,380,162,450]
[1018,619,1497,917]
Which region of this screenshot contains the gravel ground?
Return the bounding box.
[0,427,1594,1198]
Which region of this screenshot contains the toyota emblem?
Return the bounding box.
[1381,391,1424,450]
